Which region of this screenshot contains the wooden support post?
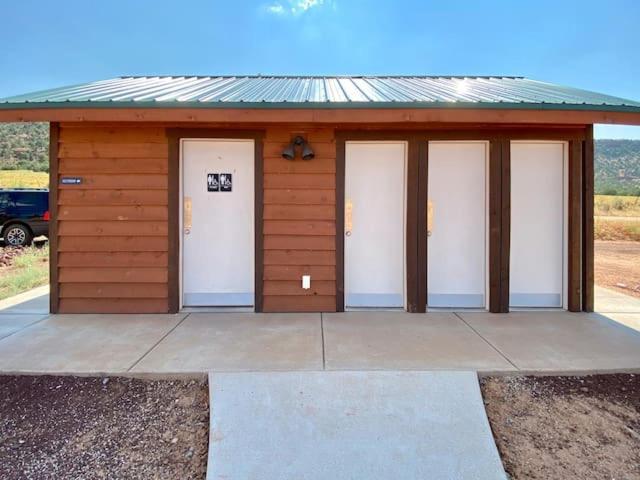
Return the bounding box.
[49,123,60,314]
[489,140,503,312]
[568,139,583,312]
[500,140,511,312]
[406,139,420,312]
[582,126,595,312]
[416,140,428,313]
[489,139,510,313]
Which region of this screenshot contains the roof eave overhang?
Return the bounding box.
[1,102,640,125]
[2,100,640,112]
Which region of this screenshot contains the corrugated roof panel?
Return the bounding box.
[399,77,461,102]
[364,78,416,102]
[351,78,393,102]
[62,77,166,102]
[323,78,348,102]
[288,77,312,102]
[198,77,251,101]
[309,78,327,102]
[175,77,235,102]
[154,77,213,101]
[429,77,494,102]
[1,76,639,112]
[102,77,188,102]
[128,77,212,102]
[220,77,272,102]
[337,78,370,102]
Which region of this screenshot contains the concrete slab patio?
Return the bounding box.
[1,288,640,374]
[207,371,506,480]
[0,314,48,341]
[132,313,323,373]
[459,311,640,372]
[0,313,187,373]
[323,312,516,372]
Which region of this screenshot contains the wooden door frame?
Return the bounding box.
[335,127,589,314]
[166,129,265,313]
[336,132,425,312]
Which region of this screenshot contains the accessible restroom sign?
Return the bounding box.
[207,173,233,192]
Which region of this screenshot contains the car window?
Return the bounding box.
[14,193,36,208]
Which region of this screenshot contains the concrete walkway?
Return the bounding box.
[0,286,49,342]
[207,371,506,480]
[1,290,640,373]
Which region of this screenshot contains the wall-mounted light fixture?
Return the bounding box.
[282,135,315,161]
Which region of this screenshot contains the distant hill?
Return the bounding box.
[0,122,48,172]
[0,122,639,195]
[595,139,640,195]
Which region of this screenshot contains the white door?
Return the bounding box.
[427,142,488,308]
[182,139,254,307]
[510,142,566,308]
[345,142,406,308]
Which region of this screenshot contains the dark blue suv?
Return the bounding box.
[0,189,49,246]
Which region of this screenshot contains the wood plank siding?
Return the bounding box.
[49,123,591,314]
[262,128,337,312]
[55,125,169,313]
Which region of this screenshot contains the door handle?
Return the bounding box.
[184,196,192,234]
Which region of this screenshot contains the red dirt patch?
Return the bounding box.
[481,374,640,480]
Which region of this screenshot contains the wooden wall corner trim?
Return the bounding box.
[167,134,180,313]
[335,133,346,312]
[254,137,265,313]
[568,139,583,312]
[49,123,60,314]
[582,126,595,312]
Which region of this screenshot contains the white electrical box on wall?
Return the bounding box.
[302,275,311,290]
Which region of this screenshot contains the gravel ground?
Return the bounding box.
[0,375,209,480]
[481,374,640,480]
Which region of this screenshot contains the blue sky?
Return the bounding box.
[1,0,639,138]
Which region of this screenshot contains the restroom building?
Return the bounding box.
[1,76,639,314]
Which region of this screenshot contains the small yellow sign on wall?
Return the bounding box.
[427,200,434,235]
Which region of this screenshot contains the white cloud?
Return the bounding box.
[265,0,327,16]
[296,0,323,12]
[267,3,285,14]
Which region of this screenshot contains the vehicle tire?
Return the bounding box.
[4,224,33,246]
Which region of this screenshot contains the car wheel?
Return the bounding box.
[4,224,33,246]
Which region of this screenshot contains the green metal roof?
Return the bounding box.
[1,76,639,112]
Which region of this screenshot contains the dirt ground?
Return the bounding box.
[481,374,640,480]
[595,240,640,298]
[0,375,209,480]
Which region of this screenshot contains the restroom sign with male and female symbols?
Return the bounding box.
[207,173,232,192]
